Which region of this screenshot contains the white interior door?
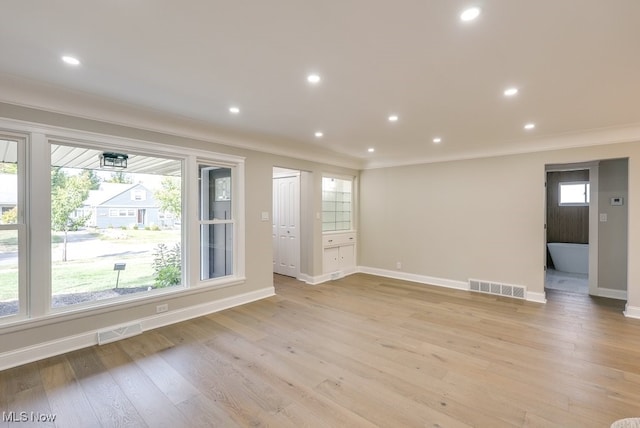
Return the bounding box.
[273,174,300,277]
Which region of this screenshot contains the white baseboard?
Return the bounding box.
[592,287,627,301]
[624,304,640,319]
[358,266,549,304]
[526,291,547,304]
[358,266,469,291]
[298,273,331,285]
[299,267,358,285]
[0,287,274,371]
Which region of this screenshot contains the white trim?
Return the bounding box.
[588,164,600,296]
[358,266,469,291]
[623,305,640,319]
[526,291,548,304]
[358,266,549,303]
[0,286,274,371]
[299,272,338,285]
[0,87,360,169]
[593,287,628,301]
[0,116,246,165]
[364,122,640,169]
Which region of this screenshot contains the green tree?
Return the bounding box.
[107,171,132,184]
[154,177,181,220]
[80,169,101,190]
[51,170,92,261]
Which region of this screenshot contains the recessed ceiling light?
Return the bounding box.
[368,148,375,153]
[524,123,536,130]
[307,74,321,84]
[62,55,80,66]
[433,137,442,143]
[229,106,240,114]
[460,7,481,22]
[314,131,323,138]
[504,87,519,97]
[388,115,399,122]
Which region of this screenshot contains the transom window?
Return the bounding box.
[559,181,590,206]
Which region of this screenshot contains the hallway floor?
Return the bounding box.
[545,268,588,294]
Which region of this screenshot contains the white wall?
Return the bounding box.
[359,142,640,315]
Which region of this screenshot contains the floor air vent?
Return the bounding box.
[97,323,143,345]
[469,279,526,300]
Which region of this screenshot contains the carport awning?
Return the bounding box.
[1,139,181,176]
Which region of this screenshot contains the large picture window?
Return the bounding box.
[0,118,245,327]
[50,143,183,308]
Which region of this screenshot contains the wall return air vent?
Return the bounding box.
[469,279,526,300]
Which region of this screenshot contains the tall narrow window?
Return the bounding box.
[199,165,234,280]
[0,137,24,320]
[50,143,183,309]
[322,176,353,232]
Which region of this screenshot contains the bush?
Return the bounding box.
[151,225,160,231]
[1,207,17,224]
[152,243,181,288]
[121,225,127,230]
[133,224,139,230]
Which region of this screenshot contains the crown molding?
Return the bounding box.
[0,73,364,171]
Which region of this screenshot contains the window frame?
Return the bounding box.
[192,158,245,286]
[0,116,246,328]
[559,181,590,206]
[0,133,28,321]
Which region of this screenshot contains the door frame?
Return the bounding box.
[544,162,599,296]
[272,167,301,278]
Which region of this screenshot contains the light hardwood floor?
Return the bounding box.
[2,273,640,427]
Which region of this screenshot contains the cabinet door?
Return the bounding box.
[323,247,340,273]
[339,244,355,269]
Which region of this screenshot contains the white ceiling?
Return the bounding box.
[1,1,639,169]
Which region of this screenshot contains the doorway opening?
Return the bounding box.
[544,159,629,302]
[545,167,590,295]
[272,167,300,278]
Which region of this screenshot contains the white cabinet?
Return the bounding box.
[323,232,356,275]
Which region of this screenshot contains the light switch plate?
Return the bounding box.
[599,213,608,222]
[261,211,269,221]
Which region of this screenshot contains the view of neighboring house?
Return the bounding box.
[79,182,168,229]
[0,173,17,222]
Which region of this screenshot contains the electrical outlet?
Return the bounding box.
[396,261,402,269]
[156,304,168,313]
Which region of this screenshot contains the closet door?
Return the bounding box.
[273,176,300,277]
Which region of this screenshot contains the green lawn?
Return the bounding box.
[0,228,181,302]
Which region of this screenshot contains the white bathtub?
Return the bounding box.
[547,242,588,275]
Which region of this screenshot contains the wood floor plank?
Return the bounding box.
[119,331,201,406]
[66,347,147,427]
[2,273,640,427]
[95,341,187,428]
[38,355,100,427]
